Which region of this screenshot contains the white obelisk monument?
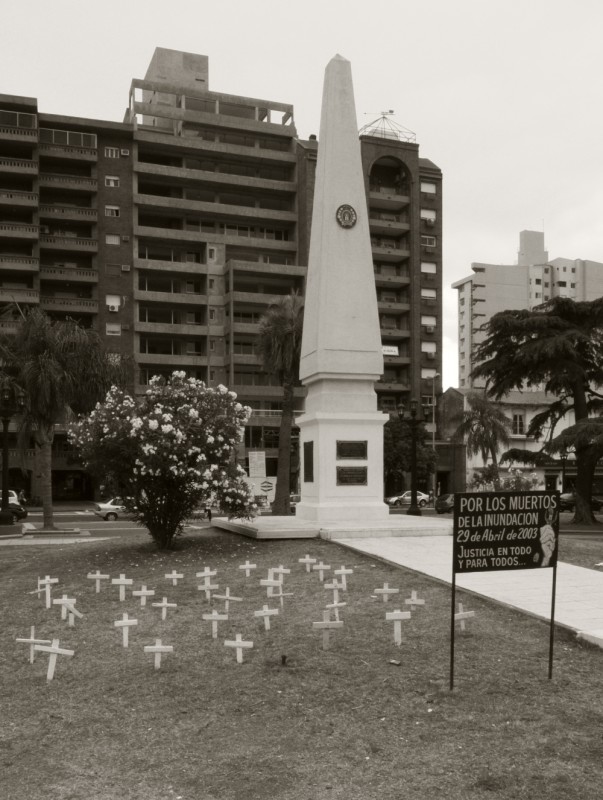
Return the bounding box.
[295,55,390,523]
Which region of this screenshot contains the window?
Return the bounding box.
[420,208,436,221]
[421,261,437,274]
[106,323,121,336]
[209,279,215,289]
[209,308,216,321]
[557,281,567,288]
[105,147,120,158]
[421,341,437,353]
[105,234,120,246]
[421,315,437,327]
[421,288,437,300]
[421,235,437,247]
[421,368,438,379]
[420,181,437,194]
[209,339,216,351]
[535,278,541,285]
[105,205,120,217]
[512,413,525,435]
[106,263,121,277]
[105,176,120,187]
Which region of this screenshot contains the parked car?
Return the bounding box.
[6,502,27,523]
[559,492,603,512]
[386,491,430,508]
[435,493,455,514]
[93,497,128,521]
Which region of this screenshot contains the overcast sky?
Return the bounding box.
[3,0,602,389]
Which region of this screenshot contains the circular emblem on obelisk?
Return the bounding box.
[335,204,357,228]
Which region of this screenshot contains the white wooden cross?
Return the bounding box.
[53,594,77,621]
[254,604,279,631]
[34,638,74,681]
[324,580,343,605]
[38,576,59,609]
[63,600,83,627]
[144,638,173,670]
[239,560,257,578]
[165,570,184,586]
[374,583,399,602]
[202,609,228,639]
[312,561,331,582]
[198,581,219,601]
[272,565,291,582]
[334,565,353,590]
[16,627,51,664]
[152,596,177,621]
[112,574,133,602]
[212,587,242,613]
[87,571,110,593]
[260,578,282,597]
[114,612,138,648]
[132,585,155,607]
[326,599,347,621]
[224,633,253,664]
[404,590,425,611]
[298,554,317,573]
[196,567,217,582]
[264,568,281,596]
[385,609,411,646]
[455,603,475,632]
[313,610,343,650]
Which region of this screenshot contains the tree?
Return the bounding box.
[451,391,512,479]
[0,308,127,530]
[383,415,435,496]
[70,372,255,549]
[472,297,603,523]
[257,291,304,515]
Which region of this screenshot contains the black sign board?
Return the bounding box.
[453,491,559,573]
[336,466,368,486]
[303,441,314,483]
[336,440,368,460]
[450,491,560,690]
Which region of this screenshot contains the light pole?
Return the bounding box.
[431,372,440,503]
[0,383,25,526]
[398,399,422,517]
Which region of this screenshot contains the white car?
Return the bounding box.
[93,497,127,520]
[386,491,430,508]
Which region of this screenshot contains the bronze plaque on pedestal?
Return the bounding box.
[336,440,368,460]
[336,466,368,486]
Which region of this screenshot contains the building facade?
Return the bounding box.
[0,48,442,500]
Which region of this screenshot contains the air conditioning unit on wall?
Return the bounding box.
[108,305,119,312]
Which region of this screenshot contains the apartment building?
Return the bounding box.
[453,230,603,389]
[0,48,442,500]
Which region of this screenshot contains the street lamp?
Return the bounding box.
[0,382,25,526]
[398,398,422,517]
[431,373,440,504]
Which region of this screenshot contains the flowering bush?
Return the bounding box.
[69,372,256,549]
[470,466,541,493]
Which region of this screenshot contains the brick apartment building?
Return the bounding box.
[0,48,442,500]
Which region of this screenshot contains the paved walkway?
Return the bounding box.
[335,535,603,649]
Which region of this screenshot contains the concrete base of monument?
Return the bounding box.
[213,515,452,541]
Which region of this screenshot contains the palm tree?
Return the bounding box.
[452,391,512,479]
[257,291,304,515]
[0,308,128,530]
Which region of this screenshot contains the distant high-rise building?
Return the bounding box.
[453,230,603,388]
[0,48,442,500]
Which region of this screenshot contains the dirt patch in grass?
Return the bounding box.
[2,528,603,799]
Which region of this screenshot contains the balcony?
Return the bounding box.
[137,353,208,366]
[380,327,411,340]
[136,160,296,193]
[226,353,263,366]
[134,257,208,275]
[231,385,284,398]
[369,213,410,237]
[39,265,98,283]
[0,255,39,271]
[368,187,410,210]
[0,114,37,143]
[375,380,410,392]
[371,242,410,262]
[134,288,207,305]
[39,296,98,314]
[0,288,39,304]
[0,156,37,175]
[40,235,98,252]
[225,290,284,306]
[377,300,410,313]
[0,222,38,239]
[0,189,38,207]
[38,174,97,192]
[373,271,410,287]
[227,259,304,277]
[135,321,209,337]
[39,205,97,222]
[39,143,97,162]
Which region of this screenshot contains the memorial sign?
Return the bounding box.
[450,490,560,690]
[303,441,314,483]
[336,440,368,460]
[336,466,367,486]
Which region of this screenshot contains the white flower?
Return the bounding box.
[161,424,174,434]
[148,419,159,431]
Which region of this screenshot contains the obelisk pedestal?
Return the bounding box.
[295,55,389,524]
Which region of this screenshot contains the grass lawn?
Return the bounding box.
[2,527,603,800]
